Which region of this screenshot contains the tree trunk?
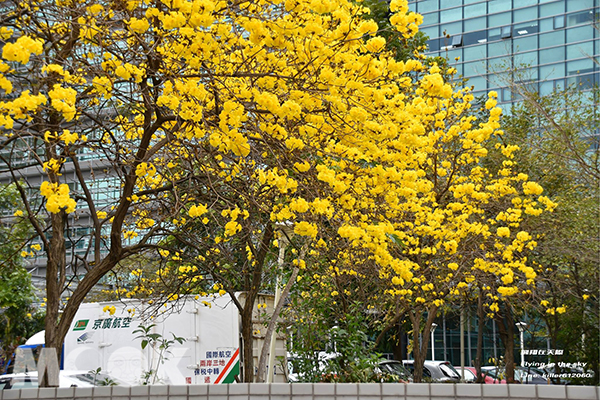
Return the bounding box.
[240,303,255,382]
[494,304,516,383]
[41,211,67,387]
[392,325,406,362]
[409,306,438,383]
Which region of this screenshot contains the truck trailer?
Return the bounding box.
[16,294,287,385]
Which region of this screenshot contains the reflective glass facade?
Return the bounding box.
[409,0,599,109]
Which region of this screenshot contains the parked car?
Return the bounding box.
[288,353,412,383]
[376,360,412,383]
[287,352,339,382]
[458,367,477,383]
[516,367,549,384]
[541,364,594,385]
[0,370,123,389]
[461,366,506,384]
[402,360,461,383]
[481,366,548,384]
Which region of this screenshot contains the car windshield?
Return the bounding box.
[9,379,37,389]
[380,362,410,378]
[515,369,527,380]
[0,376,37,389]
[439,363,461,379]
[515,368,544,382]
[459,368,476,380]
[523,367,544,376]
[0,372,121,389]
[483,368,501,379]
[405,363,431,377]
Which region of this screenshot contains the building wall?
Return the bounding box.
[431,312,501,366]
[0,157,119,289]
[408,0,599,110]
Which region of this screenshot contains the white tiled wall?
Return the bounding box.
[1,383,598,400]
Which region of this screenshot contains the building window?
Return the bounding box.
[501,26,512,39]
[514,22,540,36]
[567,10,596,27]
[567,74,595,90]
[417,0,439,14]
[554,15,566,29]
[427,38,441,52]
[451,34,463,47]
[463,30,487,46]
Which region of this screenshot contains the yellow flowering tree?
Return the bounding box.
[396,105,556,382]
[490,86,600,384]
[284,83,556,382]
[0,0,427,383]
[0,0,556,385]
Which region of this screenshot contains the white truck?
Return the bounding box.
[17,294,287,385]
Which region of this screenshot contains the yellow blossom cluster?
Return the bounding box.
[2,35,43,64]
[102,305,116,315]
[48,84,78,121]
[40,181,76,214]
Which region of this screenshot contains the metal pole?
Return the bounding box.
[460,307,465,382]
[443,313,447,361]
[431,323,438,361]
[520,329,525,367]
[492,319,497,360]
[467,309,472,366]
[516,322,527,368]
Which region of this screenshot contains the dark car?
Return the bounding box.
[540,364,596,385]
[377,360,412,382]
[402,360,461,383]
[481,366,549,384]
[288,353,412,383]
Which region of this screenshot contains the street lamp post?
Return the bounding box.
[516,322,527,367]
[431,323,438,361]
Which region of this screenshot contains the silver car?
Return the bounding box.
[0,370,122,389]
[402,360,461,383]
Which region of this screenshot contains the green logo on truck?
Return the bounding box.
[73,319,89,331]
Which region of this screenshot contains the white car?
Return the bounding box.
[0,370,122,389]
[287,352,340,382]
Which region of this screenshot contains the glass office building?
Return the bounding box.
[408,0,599,110]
